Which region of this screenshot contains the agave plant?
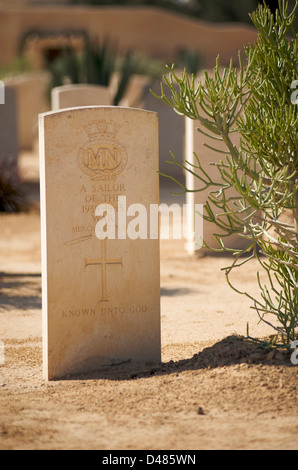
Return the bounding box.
[46,36,138,105]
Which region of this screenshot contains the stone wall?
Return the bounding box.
[0,6,257,68]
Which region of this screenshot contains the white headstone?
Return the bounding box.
[5,73,49,150]
[0,80,4,105]
[39,106,161,380]
[185,116,250,254]
[51,84,112,110]
[143,80,185,184]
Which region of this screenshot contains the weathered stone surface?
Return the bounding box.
[39,106,160,380]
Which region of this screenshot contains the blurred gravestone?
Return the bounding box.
[0,85,19,168]
[5,73,49,150]
[184,115,251,255]
[142,80,185,192]
[0,81,4,105]
[51,84,112,110]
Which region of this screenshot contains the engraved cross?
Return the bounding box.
[85,239,122,302]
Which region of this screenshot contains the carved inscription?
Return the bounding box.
[80,183,126,214]
[62,305,148,318]
[78,120,127,181]
[85,239,122,302]
[62,308,96,318]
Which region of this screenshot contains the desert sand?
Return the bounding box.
[0,151,297,451]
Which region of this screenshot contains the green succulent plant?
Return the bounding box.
[154,0,298,348]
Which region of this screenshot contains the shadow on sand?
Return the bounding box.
[0,272,41,311]
[58,336,292,382]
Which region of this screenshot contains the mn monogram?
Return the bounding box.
[78,119,128,181]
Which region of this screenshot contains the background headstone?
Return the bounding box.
[142,80,185,185]
[184,115,250,255]
[0,80,4,105]
[116,74,152,108]
[39,106,161,380]
[4,73,49,150]
[51,84,112,110]
[0,85,19,167]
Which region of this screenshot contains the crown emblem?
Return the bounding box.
[84,120,121,141]
[78,119,127,181]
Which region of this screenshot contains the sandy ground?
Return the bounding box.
[0,151,297,451]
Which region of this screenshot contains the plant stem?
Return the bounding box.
[295,181,298,243]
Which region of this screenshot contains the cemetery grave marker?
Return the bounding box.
[51,84,112,110]
[0,85,19,167]
[39,106,161,380]
[184,115,250,254]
